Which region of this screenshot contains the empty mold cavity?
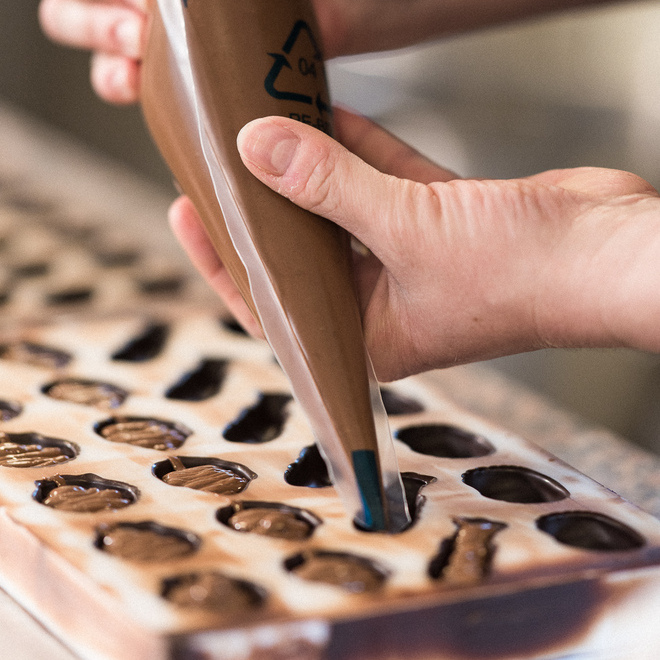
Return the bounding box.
[220,316,248,336]
[33,473,138,512]
[95,416,191,451]
[462,466,569,504]
[0,400,22,421]
[12,261,50,278]
[93,247,141,268]
[395,424,495,459]
[401,472,437,523]
[94,521,200,562]
[137,275,185,296]
[111,322,170,362]
[217,501,321,540]
[379,387,425,415]
[285,550,388,593]
[153,456,256,494]
[46,287,94,306]
[223,393,292,444]
[0,341,72,369]
[42,378,129,409]
[429,517,507,585]
[284,444,332,488]
[161,571,266,613]
[165,358,227,401]
[537,511,645,552]
[0,432,79,468]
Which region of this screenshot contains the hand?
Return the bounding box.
[171,107,660,381]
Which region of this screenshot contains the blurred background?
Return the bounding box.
[1,0,659,452]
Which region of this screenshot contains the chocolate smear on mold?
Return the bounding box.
[396,424,495,459]
[34,474,138,512]
[430,517,507,585]
[0,341,72,369]
[43,378,128,409]
[95,521,200,562]
[111,322,170,362]
[154,456,256,494]
[284,444,332,488]
[223,393,292,444]
[0,432,78,468]
[95,417,191,451]
[165,358,227,401]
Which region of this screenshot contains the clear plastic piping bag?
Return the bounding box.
[143,0,410,532]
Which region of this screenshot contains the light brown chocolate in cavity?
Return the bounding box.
[43,485,133,512]
[289,552,387,592]
[97,524,198,562]
[43,378,128,409]
[228,508,312,540]
[97,418,189,450]
[162,463,249,494]
[0,433,76,468]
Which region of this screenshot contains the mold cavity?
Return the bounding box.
[0,400,22,421]
[94,521,200,562]
[153,456,256,494]
[46,287,94,306]
[395,424,495,459]
[429,517,507,585]
[380,387,425,415]
[537,511,645,552]
[93,248,141,268]
[111,322,170,362]
[0,341,72,369]
[217,501,320,540]
[0,432,79,468]
[284,550,388,593]
[42,378,129,409]
[137,275,185,296]
[401,472,436,523]
[33,473,138,512]
[220,316,248,336]
[223,393,292,444]
[462,466,569,504]
[161,571,266,613]
[12,261,50,278]
[0,291,9,307]
[95,417,191,451]
[165,358,227,401]
[284,444,332,488]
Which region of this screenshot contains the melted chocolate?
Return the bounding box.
[430,517,507,585]
[537,511,645,551]
[380,388,425,416]
[162,571,265,612]
[285,551,387,593]
[165,359,227,401]
[0,432,78,468]
[218,502,319,540]
[284,444,332,488]
[0,341,72,369]
[462,466,569,504]
[95,417,191,451]
[34,474,138,512]
[0,399,22,421]
[111,322,170,362]
[156,456,255,494]
[223,393,292,444]
[95,522,200,562]
[43,378,128,409]
[395,424,495,459]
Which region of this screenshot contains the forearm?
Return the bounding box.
[318,0,626,57]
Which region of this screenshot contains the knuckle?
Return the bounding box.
[287,146,339,217]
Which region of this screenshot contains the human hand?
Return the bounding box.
[171,107,660,381]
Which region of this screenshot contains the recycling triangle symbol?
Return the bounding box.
[264,20,331,116]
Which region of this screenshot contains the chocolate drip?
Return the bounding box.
[43,378,128,409]
[95,521,200,562]
[395,424,495,459]
[34,474,138,512]
[284,444,332,488]
[285,551,388,593]
[157,456,255,495]
[380,388,425,416]
[0,341,72,369]
[218,502,320,540]
[0,400,22,421]
[95,417,191,451]
[162,571,265,613]
[0,432,78,468]
[430,517,507,585]
[111,322,170,362]
[223,393,292,444]
[165,359,227,401]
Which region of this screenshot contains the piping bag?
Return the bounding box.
[141,0,410,533]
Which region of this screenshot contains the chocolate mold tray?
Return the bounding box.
[0,310,658,660]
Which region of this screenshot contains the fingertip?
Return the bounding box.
[90,53,140,105]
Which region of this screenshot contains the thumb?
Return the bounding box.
[236,116,425,269]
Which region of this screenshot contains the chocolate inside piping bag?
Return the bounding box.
[142,0,409,531]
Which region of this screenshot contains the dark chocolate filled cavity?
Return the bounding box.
[95,521,200,562]
[111,322,170,362]
[0,432,79,468]
[220,316,248,336]
[95,417,191,451]
[537,511,645,551]
[285,551,388,593]
[462,466,570,504]
[165,358,227,401]
[284,444,332,488]
[153,456,256,494]
[0,341,72,369]
[161,571,265,613]
[395,424,495,459]
[217,501,320,540]
[401,472,436,523]
[33,473,139,512]
[223,392,292,444]
[42,378,128,409]
[380,387,425,415]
